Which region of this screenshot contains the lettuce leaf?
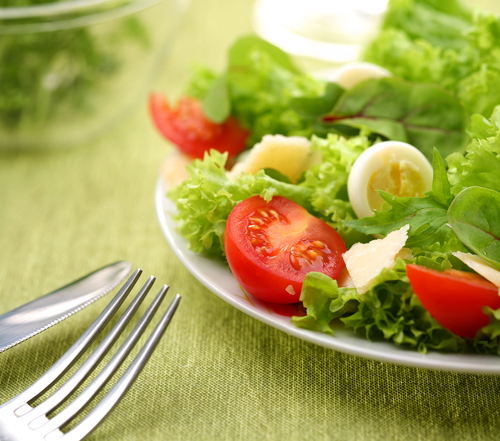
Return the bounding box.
[381,0,471,49]
[168,150,314,257]
[475,307,500,355]
[292,261,466,353]
[187,35,326,147]
[447,107,500,196]
[168,134,376,256]
[186,35,468,159]
[364,0,500,117]
[343,149,457,249]
[320,77,469,160]
[300,134,372,247]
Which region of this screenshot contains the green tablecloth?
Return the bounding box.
[2,0,500,440]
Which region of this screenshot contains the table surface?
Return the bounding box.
[2,1,500,440]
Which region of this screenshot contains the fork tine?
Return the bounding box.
[22,275,157,426]
[50,293,181,441]
[8,269,142,415]
[35,284,171,435]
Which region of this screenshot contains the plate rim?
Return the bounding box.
[155,176,500,374]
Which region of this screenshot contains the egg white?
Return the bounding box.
[333,62,392,90]
[348,141,433,219]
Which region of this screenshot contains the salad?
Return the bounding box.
[151,0,500,356]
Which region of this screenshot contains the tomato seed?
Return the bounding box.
[269,209,280,220]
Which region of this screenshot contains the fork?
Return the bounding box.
[0,269,180,441]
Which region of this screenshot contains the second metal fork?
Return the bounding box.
[0,269,180,441]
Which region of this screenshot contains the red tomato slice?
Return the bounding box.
[149,94,248,159]
[224,196,347,304]
[406,264,500,339]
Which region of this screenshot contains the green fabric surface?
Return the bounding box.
[2,0,500,440]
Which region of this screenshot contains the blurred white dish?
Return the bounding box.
[252,0,387,64]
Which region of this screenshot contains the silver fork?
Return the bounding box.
[0,269,181,441]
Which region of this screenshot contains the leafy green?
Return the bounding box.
[447,108,500,196]
[0,13,148,133]
[291,272,355,335]
[475,307,500,355]
[448,186,500,269]
[381,0,472,49]
[300,134,372,247]
[320,77,469,160]
[201,75,230,124]
[168,150,315,257]
[344,149,456,249]
[293,261,465,353]
[364,0,500,117]
[227,35,301,76]
[188,35,326,147]
[290,82,345,120]
[187,35,468,159]
[426,147,454,206]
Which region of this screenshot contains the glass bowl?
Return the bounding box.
[0,0,189,151]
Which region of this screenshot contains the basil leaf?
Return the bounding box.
[320,77,469,160]
[202,75,231,123]
[447,186,500,270]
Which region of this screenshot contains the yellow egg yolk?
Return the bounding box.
[367,159,428,212]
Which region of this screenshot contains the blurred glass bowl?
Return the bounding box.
[253,0,388,68]
[0,0,189,151]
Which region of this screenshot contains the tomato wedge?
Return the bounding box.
[406,264,500,339]
[224,196,347,304]
[149,94,249,159]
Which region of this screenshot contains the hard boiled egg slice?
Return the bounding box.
[316,62,392,90]
[348,141,433,219]
[333,62,392,90]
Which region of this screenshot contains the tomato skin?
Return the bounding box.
[406,264,500,339]
[224,196,347,304]
[149,94,249,159]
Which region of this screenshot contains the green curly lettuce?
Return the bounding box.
[168,150,315,257]
[364,0,500,117]
[292,260,466,354]
[168,134,377,256]
[447,107,500,196]
[302,134,372,247]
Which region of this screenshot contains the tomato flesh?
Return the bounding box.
[149,94,249,159]
[224,196,347,304]
[406,264,500,339]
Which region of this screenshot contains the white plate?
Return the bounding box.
[155,177,500,374]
